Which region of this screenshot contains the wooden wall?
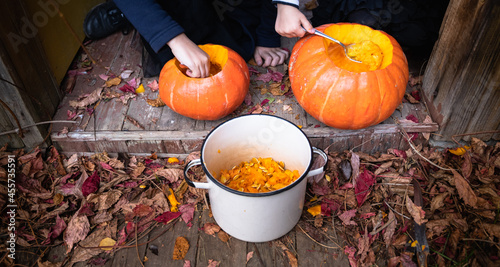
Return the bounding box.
[422,0,500,141]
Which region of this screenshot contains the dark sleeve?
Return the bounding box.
[271,0,299,8]
[114,0,184,52]
[255,0,281,48]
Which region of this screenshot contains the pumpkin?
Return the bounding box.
[159,44,250,120]
[289,23,409,129]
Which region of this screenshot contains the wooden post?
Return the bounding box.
[422,0,500,141]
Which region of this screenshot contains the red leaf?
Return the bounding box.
[179,204,195,225]
[405,114,419,123]
[133,204,153,217]
[100,162,114,171]
[355,169,376,207]
[42,215,67,245]
[82,171,100,197]
[119,84,136,94]
[255,69,284,83]
[154,211,181,224]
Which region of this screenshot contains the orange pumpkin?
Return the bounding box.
[159,44,250,120]
[289,23,409,129]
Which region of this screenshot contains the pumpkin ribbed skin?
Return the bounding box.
[159,44,250,120]
[289,23,409,129]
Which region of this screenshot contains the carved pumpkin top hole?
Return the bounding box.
[323,24,393,73]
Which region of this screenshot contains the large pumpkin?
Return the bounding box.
[159,44,250,120]
[289,23,409,129]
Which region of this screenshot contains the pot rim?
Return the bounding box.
[199,114,313,197]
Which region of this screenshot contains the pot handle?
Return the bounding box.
[307,147,328,177]
[183,159,210,189]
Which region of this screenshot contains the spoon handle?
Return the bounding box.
[301,26,345,48]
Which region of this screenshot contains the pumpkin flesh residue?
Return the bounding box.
[218,157,300,193]
[346,40,384,71]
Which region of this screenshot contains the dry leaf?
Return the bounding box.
[155,168,183,183]
[203,222,221,236]
[452,169,477,207]
[64,214,90,253]
[69,88,103,108]
[405,195,427,225]
[217,230,230,243]
[383,210,397,248]
[146,96,166,107]
[89,189,122,210]
[285,250,298,267]
[305,0,318,10]
[99,237,116,251]
[105,77,121,87]
[246,251,254,263]
[430,192,449,212]
[173,236,189,260]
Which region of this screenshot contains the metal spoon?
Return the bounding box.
[302,26,362,63]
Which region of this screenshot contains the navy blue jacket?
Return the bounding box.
[114,0,281,57]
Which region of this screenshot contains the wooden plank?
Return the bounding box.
[295,223,348,266]
[155,106,197,131]
[144,210,202,267]
[123,91,163,131]
[196,209,247,266]
[107,233,150,266]
[87,98,128,131]
[53,140,90,153]
[86,140,129,153]
[163,140,186,154]
[126,140,166,154]
[422,0,500,141]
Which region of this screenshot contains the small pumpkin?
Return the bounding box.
[159,44,250,120]
[289,23,409,129]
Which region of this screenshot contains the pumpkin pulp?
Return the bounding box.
[324,24,393,72]
[218,157,300,193]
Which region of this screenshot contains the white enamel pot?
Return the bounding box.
[184,114,327,242]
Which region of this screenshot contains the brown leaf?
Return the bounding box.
[69,88,103,108]
[69,223,114,265]
[89,189,122,211]
[105,77,121,87]
[461,152,472,179]
[405,195,427,225]
[155,168,183,183]
[217,230,230,243]
[482,223,500,239]
[351,153,360,185]
[452,169,477,207]
[173,236,189,260]
[430,192,449,212]
[383,210,397,248]
[146,96,166,107]
[64,214,90,253]
[305,0,318,10]
[285,250,298,267]
[203,222,221,236]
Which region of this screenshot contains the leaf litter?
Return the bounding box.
[1,137,499,266]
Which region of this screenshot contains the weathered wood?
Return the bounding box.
[422,0,500,141]
[144,211,201,267]
[196,209,247,266]
[295,223,348,266]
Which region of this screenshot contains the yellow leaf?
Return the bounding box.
[146,96,166,107]
[105,77,121,87]
[448,146,470,156]
[168,157,179,164]
[309,196,318,202]
[411,240,419,247]
[139,184,146,189]
[325,174,331,182]
[136,84,145,94]
[99,237,116,251]
[167,188,180,212]
[297,125,303,129]
[307,205,322,216]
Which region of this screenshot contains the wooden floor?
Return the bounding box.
[50,29,438,157]
[35,207,351,267]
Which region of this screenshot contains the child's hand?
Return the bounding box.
[275,4,314,38]
[168,33,210,78]
[253,47,289,67]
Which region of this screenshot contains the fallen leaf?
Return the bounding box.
[482,223,500,239]
[154,211,181,224]
[207,259,220,267]
[285,250,298,267]
[355,169,376,207]
[184,260,191,267]
[69,88,103,108]
[147,80,159,91]
[246,251,254,263]
[383,210,397,248]
[120,69,134,79]
[133,204,154,217]
[105,77,121,87]
[305,0,318,10]
[64,214,90,253]
[307,205,322,216]
[448,146,470,156]
[430,192,449,212]
[136,84,145,94]
[99,237,116,251]
[217,231,230,243]
[155,168,183,183]
[339,209,357,226]
[173,236,189,260]
[119,84,136,94]
[405,195,427,225]
[344,246,357,267]
[203,222,221,236]
[42,215,67,245]
[179,204,195,225]
[452,169,477,207]
[82,170,100,197]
